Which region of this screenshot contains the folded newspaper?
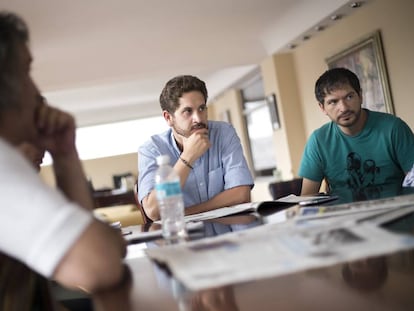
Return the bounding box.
[296,193,414,221]
[146,194,414,290]
[180,194,338,223]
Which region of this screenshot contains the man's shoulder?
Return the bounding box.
[368,109,395,119]
[367,109,405,129]
[311,122,336,138]
[209,120,237,138]
[303,122,338,150]
[209,120,233,130]
[367,109,402,123]
[0,138,22,160]
[139,129,171,151]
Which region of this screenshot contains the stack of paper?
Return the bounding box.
[178,194,340,223]
[146,193,414,290]
[146,214,414,290]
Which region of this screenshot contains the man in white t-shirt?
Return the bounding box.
[403,165,414,187]
[18,141,45,171]
[0,11,127,302]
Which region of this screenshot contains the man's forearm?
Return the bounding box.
[92,265,132,311]
[53,220,127,293]
[142,156,195,221]
[185,185,251,216]
[53,151,95,210]
[300,178,322,195]
[142,190,161,221]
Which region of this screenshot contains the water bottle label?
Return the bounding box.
[156,181,181,198]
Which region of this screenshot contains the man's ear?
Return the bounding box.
[163,110,173,126]
[318,102,327,114]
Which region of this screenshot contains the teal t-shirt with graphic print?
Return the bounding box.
[299,110,414,194]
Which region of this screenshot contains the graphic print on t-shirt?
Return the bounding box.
[346,152,381,198]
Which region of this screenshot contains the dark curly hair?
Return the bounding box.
[159,75,208,113]
[315,67,361,105]
[0,12,29,111]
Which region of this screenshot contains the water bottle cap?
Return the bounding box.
[156,154,170,165]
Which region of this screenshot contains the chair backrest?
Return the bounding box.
[133,182,151,224]
[268,178,303,200]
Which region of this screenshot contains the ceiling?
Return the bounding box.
[2,0,367,127]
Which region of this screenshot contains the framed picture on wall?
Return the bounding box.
[326,30,394,114]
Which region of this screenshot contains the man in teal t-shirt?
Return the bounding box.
[299,68,414,199]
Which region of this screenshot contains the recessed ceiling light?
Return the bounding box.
[315,25,325,31]
[350,2,362,8]
[331,14,342,21]
[303,35,310,41]
[288,44,297,49]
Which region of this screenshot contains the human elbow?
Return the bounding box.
[54,255,125,294]
[147,211,160,222]
[145,205,161,221]
[239,186,251,203]
[53,220,127,293]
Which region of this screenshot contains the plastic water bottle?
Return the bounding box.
[155,155,187,242]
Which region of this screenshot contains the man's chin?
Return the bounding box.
[338,115,356,124]
[338,120,357,128]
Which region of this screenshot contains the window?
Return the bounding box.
[42,116,167,166]
[241,75,277,177]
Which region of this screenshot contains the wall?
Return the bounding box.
[210,89,252,170]
[210,0,414,201]
[210,88,273,201]
[40,152,138,189]
[260,53,306,179]
[293,0,414,137]
[41,0,414,202]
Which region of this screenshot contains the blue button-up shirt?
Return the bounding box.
[138,121,254,208]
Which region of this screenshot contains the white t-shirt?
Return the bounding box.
[403,164,414,187]
[0,138,93,277]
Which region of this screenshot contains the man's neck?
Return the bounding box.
[172,131,184,152]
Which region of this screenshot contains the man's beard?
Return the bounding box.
[172,122,208,138]
[337,108,361,128]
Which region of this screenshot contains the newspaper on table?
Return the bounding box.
[123,221,204,244]
[295,193,414,221]
[146,194,414,290]
[166,194,338,224]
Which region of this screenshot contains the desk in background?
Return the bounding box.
[93,188,136,208]
[93,189,146,226]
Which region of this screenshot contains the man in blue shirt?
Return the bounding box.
[138,75,254,221]
[299,68,414,198]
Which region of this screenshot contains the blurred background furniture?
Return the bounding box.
[94,204,144,226]
[268,178,303,200]
[93,188,136,207]
[93,188,146,226]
